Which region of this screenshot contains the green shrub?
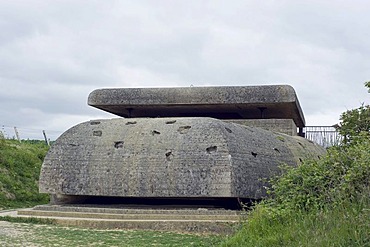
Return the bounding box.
[266,136,369,214]
[337,105,370,145]
[222,196,369,247]
[222,136,369,246]
[336,82,370,146]
[222,83,370,246]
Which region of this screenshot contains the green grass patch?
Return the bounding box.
[0,139,49,209]
[0,215,56,225]
[0,222,223,247]
[33,227,222,247]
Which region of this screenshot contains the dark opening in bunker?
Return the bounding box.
[50,195,256,210]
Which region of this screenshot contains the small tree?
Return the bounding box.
[337,82,370,145]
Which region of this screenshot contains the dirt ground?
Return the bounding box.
[0,221,42,247]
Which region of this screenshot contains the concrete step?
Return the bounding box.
[32,205,240,215]
[15,205,245,234]
[33,216,240,234]
[17,209,241,221]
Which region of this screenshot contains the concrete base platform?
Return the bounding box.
[13,205,243,234]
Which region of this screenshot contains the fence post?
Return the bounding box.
[43,130,50,146]
[14,127,21,143]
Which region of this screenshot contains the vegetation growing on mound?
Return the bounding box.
[222,83,370,246]
[0,139,49,209]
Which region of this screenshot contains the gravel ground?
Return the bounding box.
[0,221,41,247]
[0,210,41,246]
[0,221,24,237]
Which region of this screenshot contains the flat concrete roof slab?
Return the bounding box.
[88,85,305,127]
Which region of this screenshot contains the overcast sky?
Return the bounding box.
[1,0,369,140]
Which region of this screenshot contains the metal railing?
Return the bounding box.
[304,126,342,148]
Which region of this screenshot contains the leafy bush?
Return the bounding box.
[222,134,369,246]
[222,197,369,247]
[337,105,370,145]
[265,136,369,214]
[222,83,370,246]
[336,82,370,146]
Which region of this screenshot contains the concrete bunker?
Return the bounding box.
[39,85,325,208]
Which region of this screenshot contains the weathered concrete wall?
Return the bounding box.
[40,118,325,201]
[225,119,297,136]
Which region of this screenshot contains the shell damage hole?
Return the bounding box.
[200,170,207,179]
[273,148,280,153]
[298,142,304,147]
[251,152,258,157]
[206,146,217,154]
[165,150,173,161]
[225,127,232,133]
[93,130,102,136]
[165,120,177,124]
[151,130,161,135]
[114,141,124,149]
[90,121,101,125]
[126,121,137,125]
[178,126,191,134]
[299,158,303,163]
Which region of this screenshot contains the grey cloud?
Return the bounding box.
[1,0,369,139]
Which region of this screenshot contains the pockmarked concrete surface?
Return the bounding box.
[40,117,325,201]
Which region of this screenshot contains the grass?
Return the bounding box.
[221,197,369,247]
[34,227,222,247]
[0,222,223,247]
[0,215,56,225]
[0,139,49,209]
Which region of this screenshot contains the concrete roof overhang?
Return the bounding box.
[88,85,306,128]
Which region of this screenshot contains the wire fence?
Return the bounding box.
[0,125,62,143]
